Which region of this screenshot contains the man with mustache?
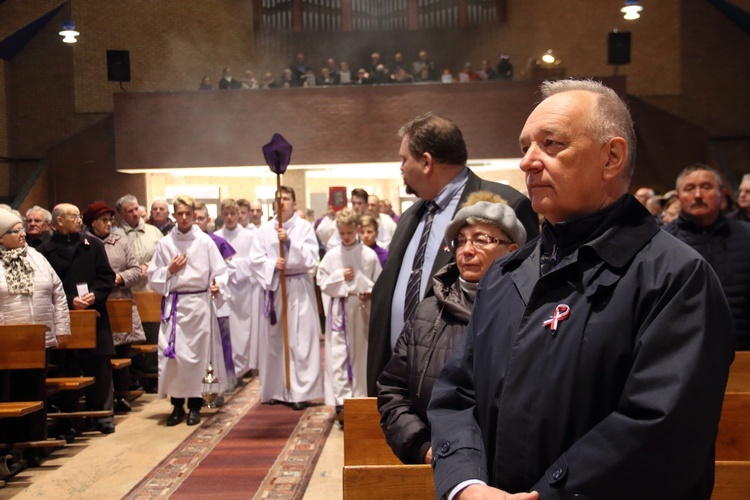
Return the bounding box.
[665,164,750,349]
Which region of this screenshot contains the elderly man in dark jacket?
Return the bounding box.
[664,164,750,350]
[39,203,116,435]
[428,80,734,500]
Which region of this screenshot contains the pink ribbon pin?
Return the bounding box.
[543,304,570,334]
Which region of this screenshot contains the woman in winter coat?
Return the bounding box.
[82,202,146,413]
[0,208,70,462]
[377,192,526,464]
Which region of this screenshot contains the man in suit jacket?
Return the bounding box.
[366,112,539,396]
[39,203,116,434]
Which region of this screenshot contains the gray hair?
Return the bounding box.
[742,173,750,183]
[26,205,52,222]
[675,163,723,191]
[541,79,637,175]
[116,194,139,213]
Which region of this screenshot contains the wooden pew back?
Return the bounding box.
[713,461,750,500]
[343,464,434,500]
[62,310,97,349]
[726,351,750,392]
[133,291,162,323]
[0,324,46,369]
[344,397,401,466]
[0,324,46,419]
[106,298,133,333]
[343,397,435,499]
[716,391,750,461]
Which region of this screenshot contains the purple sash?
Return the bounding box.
[329,297,353,381]
[161,289,207,358]
[263,290,277,325]
[263,271,308,327]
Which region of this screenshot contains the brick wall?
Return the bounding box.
[47,116,146,212]
[478,0,682,97]
[3,0,749,207]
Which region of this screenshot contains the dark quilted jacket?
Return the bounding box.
[376,262,472,464]
[664,215,750,349]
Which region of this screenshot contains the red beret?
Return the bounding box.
[82,201,115,227]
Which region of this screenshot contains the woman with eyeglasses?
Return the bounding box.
[0,208,70,469]
[377,192,526,465]
[82,202,146,413]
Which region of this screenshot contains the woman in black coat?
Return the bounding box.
[377,193,526,464]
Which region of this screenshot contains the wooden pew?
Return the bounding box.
[343,394,750,500]
[130,344,158,354]
[46,310,113,419]
[0,324,46,418]
[344,398,401,466]
[131,291,160,356]
[713,461,750,499]
[0,324,66,449]
[46,310,96,392]
[716,392,750,461]
[133,291,162,323]
[106,299,134,370]
[343,464,435,500]
[106,298,133,334]
[343,397,435,499]
[726,351,750,393]
[713,391,750,499]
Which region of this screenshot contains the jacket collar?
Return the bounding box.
[432,262,473,323]
[507,195,658,268]
[85,229,120,245]
[673,213,729,235]
[120,218,147,234]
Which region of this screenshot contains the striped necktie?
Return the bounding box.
[403,200,439,324]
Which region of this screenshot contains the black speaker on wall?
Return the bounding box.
[107,50,131,82]
[608,32,631,65]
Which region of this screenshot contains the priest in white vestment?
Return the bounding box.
[249,186,323,410]
[147,195,229,426]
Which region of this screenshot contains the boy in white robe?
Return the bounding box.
[147,194,229,426]
[249,186,323,410]
[214,198,261,379]
[316,209,382,422]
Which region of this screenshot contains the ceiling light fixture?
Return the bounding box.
[541,49,556,64]
[59,21,79,44]
[541,49,560,65]
[621,0,643,20]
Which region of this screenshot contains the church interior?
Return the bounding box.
[1,0,749,497]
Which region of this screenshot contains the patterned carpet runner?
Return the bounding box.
[124,381,334,499]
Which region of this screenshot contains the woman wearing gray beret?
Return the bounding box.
[377,191,526,465]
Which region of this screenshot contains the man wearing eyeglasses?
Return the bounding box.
[39,203,117,435]
[428,80,733,499]
[366,112,539,397]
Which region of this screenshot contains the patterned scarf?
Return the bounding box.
[0,245,35,295]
